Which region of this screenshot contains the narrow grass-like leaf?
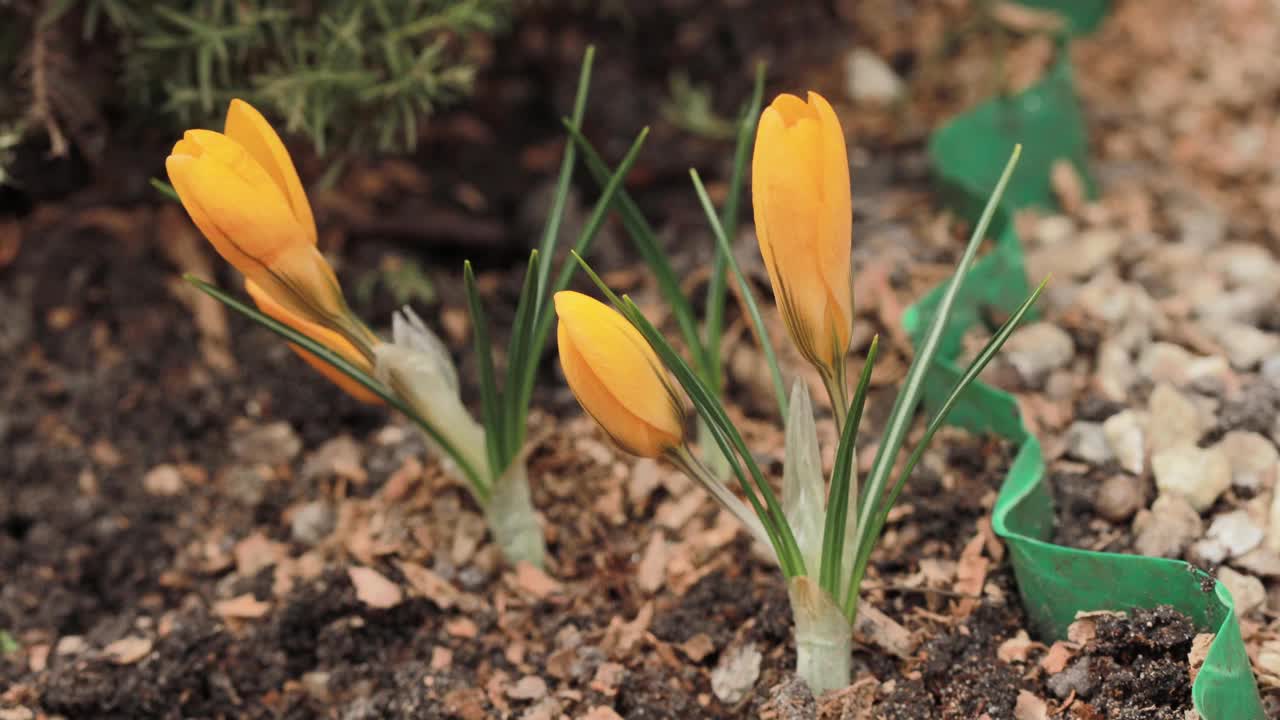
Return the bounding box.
[463,260,505,476]
[511,127,651,442]
[620,293,806,578]
[690,169,788,417]
[501,45,594,459]
[818,335,877,596]
[703,62,766,387]
[841,145,1022,617]
[150,177,180,202]
[184,274,486,495]
[532,45,595,304]
[845,279,1045,613]
[566,125,708,381]
[570,252,805,578]
[500,251,541,464]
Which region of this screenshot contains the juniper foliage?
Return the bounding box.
[4,0,508,164]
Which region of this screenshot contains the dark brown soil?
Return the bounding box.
[0,2,1226,719]
[879,594,1198,720]
[1083,606,1196,720]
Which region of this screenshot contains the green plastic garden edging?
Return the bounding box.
[907,19,1266,718]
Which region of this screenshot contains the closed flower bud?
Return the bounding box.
[245,280,382,405]
[166,100,352,337]
[554,291,683,458]
[751,91,853,376]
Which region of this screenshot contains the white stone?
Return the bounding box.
[1103,410,1147,475]
[143,464,184,496]
[1147,384,1204,453]
[1094,341,1135,402]
[1234,548,1280,577]
[843,48,903,104]
[1216,431,1279,490]
[1205,509,1265,558]
[1213,243,1280,286]
[710,642,762,704]
[1261,356,1280,390]
[1191,538,1228,565]
[1196,287,1274,325]
[1138,342,1195,385]
[1269,487,1280,553]
[1132,495,1204,558]
[1095,474,1143,522]
[1034,215,1076,246]
[1152,444,1231,512]
[1064,422,1113,465]
[1210,322,1279,370]
[1257,640,1280,678]
[1217,566,1266,616]
[1002,322,1076,385]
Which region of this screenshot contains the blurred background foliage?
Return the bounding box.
[0,0,510,178]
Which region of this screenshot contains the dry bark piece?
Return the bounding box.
[515,561,561,599]
[601,602,653,657]
[679,633,716,663]
[214,594,271,620]
[589,662,626,696]
[998,630,1041,663]
[445,617,478,639]
[1014,690,1051,720]
[442,687,487,720]
[102,636,152,665]
[142,464,184,496]
[954,531,991,618]
[396,560,459,609]
[1188,633,1214,683]
[348,566,403,609]
[1040,641,1076,674]
[1067,610,1125,645]
[635,531,668,594]
[234,532,288,576]
[854,598,916,658]
[507,675,547,701]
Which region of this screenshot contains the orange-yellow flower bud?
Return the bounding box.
[245,279,383,406]
[751,91,853,375]
[166,99,346,331]
[554,291,683,458]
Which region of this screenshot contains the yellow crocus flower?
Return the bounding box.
[166,100,370,352]
[751,91,853,379]
[554,291,683,458]
[245,279,383,406]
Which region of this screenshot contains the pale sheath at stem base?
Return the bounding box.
[377,307,546,568]
[486,460,546,568]
[789,576,853,696]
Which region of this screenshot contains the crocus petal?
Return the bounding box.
[751,91,853,372]
[554,291,683,458]
[166,154,260,277]
[554,291,683,438]
[179,147,308,263]
[224,99,317,246]
[808,91,853,333]
[246,279,382,405]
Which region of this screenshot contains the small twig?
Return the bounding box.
[862,582,983,599]
[26,16,69,157]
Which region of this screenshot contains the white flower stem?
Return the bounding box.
[696,416,733,483]
[789,576,853,695]
[485,459,546,568]
[667,445,772,549]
